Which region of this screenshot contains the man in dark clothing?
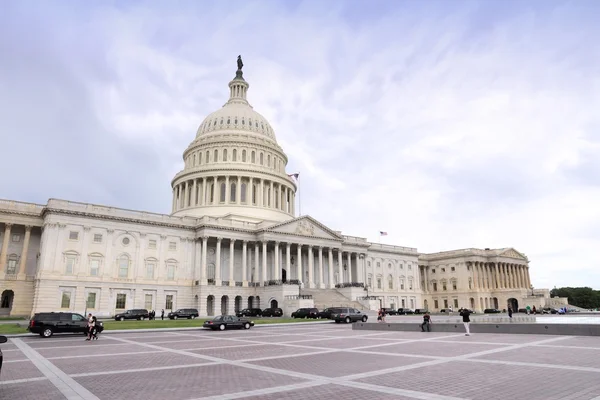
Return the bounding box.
[508,307,513,319]
[421,312,431,332]
[161,309,165,320]
[460,308,471,336]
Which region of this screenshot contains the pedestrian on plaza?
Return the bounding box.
[532,306,537,314]
[526,305,531,315]
[90,316,99,340]
[161,309,165,320]
[420,312,431,332]
[508,307,513,319]
[460,308,471,336]
[86,313,95,341]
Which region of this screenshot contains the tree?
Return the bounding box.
[550,287,600,309]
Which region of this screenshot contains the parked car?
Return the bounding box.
[291,308,319,319]
[236,308,263,317]
[28,312,104,338]
[261,307,283,317]
[484,308,501,314]
[542,307,558,314]
[114,309,150,321]
[397,308,415,315]
[168,308,199,319]
[413,309,428,314]
[0,335,7,375]
[332,308,368,323]
[203,315,254,331]
[317,308,341,319]
[381,308,397,315]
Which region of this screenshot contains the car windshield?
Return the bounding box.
[213,316,223,321]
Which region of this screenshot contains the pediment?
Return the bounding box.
[499,248,527,260]
[263,216,343,240]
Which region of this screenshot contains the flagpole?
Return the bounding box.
[298,174,301,216]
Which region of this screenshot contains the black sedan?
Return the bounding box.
[0,335,7,376]
[203,315,255,331]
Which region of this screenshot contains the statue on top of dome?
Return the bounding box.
[237,55,244,71]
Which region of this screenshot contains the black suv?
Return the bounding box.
[236,308,263,317]
[168,308,199,319]
[332,308,368,323]
[28,312,104,338]
[382,308,398,315]
[291,308,319,319]
[261,307,283,317]
[114,309,150,321]
[317,308,341,319]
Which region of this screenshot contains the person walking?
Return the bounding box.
[161,309,165,320]
[420,312,431,332]
[86,313,95,341]
[508,307,513,319]
[460,308,471,336]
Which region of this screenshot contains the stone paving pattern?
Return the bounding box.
[2,323,600,399]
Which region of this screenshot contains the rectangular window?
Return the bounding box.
[61,292,71,308]
[86,292,97,309]
[377,279,382,289]
[93,234,103,243]
[7,259,17,275]
[146,262,155,279]
[169,242,177,251]
[431,269,435,273]
[148,240,157,249]
[452,282,457,290]
[90,260,99,276]
[451,267,455,272]
[367,277,372,288]
[441,268,446,272]
[69,231,79,240]
[443,299,448,308]
[408,265,412,271]
[167,265,175,280]
[453,299,459,308]
[165,295,173,310]
[12,234,21,242]
[409,281,413,290]
[400,281,405,290]
[389,279,393,289]
[66,257,75,275]
[116,293,126,309]
[434,300,439,309]
[145,294,153,310]
[119,258,128,278]
[433,283,438,291]
[442,283,447,291]
[410,299,415,309]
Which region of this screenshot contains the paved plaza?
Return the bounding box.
[2,323,600,399]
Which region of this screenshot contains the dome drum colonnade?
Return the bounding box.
[195,235,365,289]
[171,61,296,221]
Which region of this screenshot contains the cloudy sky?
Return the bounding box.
[1,0,598,289]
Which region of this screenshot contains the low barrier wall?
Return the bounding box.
[352,322,600,336]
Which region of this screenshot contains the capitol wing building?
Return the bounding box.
[0,61,552,318]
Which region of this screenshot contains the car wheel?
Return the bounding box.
[335,320,340,323]
[219,324,226,331]
[244,322,251,329]
[119,317,125,321]
[174,316,178,320]
[345,317,351,323]
[42,328,53,338]
[188,316,192,319]
[139,317,144,321]
[362,316,368,322]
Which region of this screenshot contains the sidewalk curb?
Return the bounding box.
[1,320,333,338]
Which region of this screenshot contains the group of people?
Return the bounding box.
[420,307,473,336]
[85,313,99,341]
[148,310,165,320]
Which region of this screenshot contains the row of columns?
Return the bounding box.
[198,236,365,288]
[172,176,295,215]
[470,261,530,290]
[0,223,33,276]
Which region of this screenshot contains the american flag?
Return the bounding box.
[288,173,299,180]
[380,231,388,236]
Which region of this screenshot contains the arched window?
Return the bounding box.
[209,183,214,203]
[241,183,247,202]
[118,255,129,278]
[230,183,237,202]
[6,254,18,275]
[251,151,255,163]
[242,149,247,162]
[193,154,196,166]
[267,154,271,167]
[214,149,218,162]
[232,149,237,161]
[400,276,405,290]
[223,149,228,161]
[388,275,394,289]
[259,153,264,165]
[252,184,257,204]
[220,183,226,202]
[198,152,202,165]
[206,150,210,163]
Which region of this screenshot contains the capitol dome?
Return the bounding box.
[170,57,297,223]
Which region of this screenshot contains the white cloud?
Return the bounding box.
[1,0,599,289]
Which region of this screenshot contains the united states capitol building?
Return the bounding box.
[0,59,552,318]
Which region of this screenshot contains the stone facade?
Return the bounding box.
[0,60,548,317]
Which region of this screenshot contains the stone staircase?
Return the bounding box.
[301,288,366,311]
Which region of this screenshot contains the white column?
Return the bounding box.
[358,253,364,284]
[254,242,259,283]
[297,244,303,282]
[201,236,208,284]
[274,241,280,281]
[229,239,235,284]
[53,223,66,273]
[347,252,353,282]
[191,179,197,206]
[202,178,207,206]
[328,248,334,288]
[17,225,32,276]
[286,243,291,280]
[318,246,324,289]
[262,241,268,284]
[225,176,230,205]
[242,240,248,286]
[337,249,343,284]
[307,245,314,288]
[215,237,222,286]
